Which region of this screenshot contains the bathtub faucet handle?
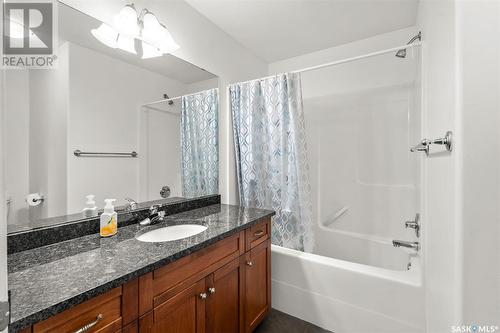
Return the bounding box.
[410,139,431,155]
[404,213,420,238]
[392,240,420,252]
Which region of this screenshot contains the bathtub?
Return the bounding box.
[271,234,425,333]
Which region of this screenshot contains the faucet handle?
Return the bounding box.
[410,139,431,155]
[149,204,161,215]
[124,197,138,211]
[404,213,420,237]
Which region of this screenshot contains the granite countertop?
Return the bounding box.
[8,204,275,332]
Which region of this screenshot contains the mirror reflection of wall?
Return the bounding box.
[4,2,219,232]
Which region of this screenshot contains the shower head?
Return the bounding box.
[395,31,422,58]
[395,49,407,58]
[163,93,174,105]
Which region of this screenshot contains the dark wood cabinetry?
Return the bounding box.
[20,218,271,333]
[243,240,271,333]
[139,279,206,333]
[206,258,244,333]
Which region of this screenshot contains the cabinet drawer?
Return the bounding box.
[245,219,270,251]
[33,287,123,333]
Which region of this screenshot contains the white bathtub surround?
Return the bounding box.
[272,245,424,333]
[264,32,424,333]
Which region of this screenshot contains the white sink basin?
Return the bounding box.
[136,224,208,243]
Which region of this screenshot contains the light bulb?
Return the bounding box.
[141,12,162,43]
[141,41,163,59]
[91,23,118,48]
[117,34,137,54]
[156,28,180,54]
[142,11,179,54]
[113,4,139,37]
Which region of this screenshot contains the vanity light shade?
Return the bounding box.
[91,6,179,57]
[113,4,139,37]
[91,23,118,49]
[156,29,180,54]
[117,34,137,54]
[142,12,179,54]
[141,41,163,59]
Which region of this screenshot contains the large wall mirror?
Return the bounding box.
[5,2,219,233]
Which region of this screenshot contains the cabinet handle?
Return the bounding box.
[253,230,265,237]
[208,287,216,295]
[73,314,103,333]
[199,292,207,299]
[246,261,253,266]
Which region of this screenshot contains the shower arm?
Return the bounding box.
[406,32,422,45]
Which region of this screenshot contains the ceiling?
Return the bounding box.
[185,0,418,62]
[59,2,216,84]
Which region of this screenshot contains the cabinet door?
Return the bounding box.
[139,279,206,333]
[244,239,271,333]
[206,258,243,333]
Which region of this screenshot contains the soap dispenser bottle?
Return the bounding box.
[82,194,98,217]
[100,199,117,237]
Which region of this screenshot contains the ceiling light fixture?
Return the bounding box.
[91,4,179,58]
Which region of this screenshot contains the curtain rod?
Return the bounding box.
[229,42,422,86]
[141,87,219,107]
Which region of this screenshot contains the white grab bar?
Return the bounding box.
[322,206,349,227]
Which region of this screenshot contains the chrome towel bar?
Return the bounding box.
[73,150,138,158]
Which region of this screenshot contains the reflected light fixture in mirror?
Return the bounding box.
[113,4,139,37]
[91,23,118,49]
[91,4,179,58]
[117,34,137,54]
[142,11,179,54]
[141,41,163,59]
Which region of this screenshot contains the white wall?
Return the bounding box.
[67,42,187,210]
[139,105,183,201]
[456,0,500,326]
[416,2,461,332]
[28,43,70,221]
[4,71,30,226]
[185,77,219,95]
[60,0,269,205]
[269,27,418,75]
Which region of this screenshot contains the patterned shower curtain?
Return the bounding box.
[181,88,219,197]
[230,73,314,252]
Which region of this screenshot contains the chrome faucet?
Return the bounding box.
[139,204,165,226]
[393,240,420,251]
[124,197,138,211]
[405,213,420,237]
[410,139,431,155]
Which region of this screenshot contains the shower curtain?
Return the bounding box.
[230,73,314,252]
[181,88,219,197]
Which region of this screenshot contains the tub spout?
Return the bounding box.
[392,240,419,251]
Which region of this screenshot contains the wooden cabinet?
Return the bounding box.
[206,258,244,333]
[243,239,271,333]
[139,279,206,333]
[20,218,271,333]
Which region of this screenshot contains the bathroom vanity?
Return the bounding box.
[7,197,274,333]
